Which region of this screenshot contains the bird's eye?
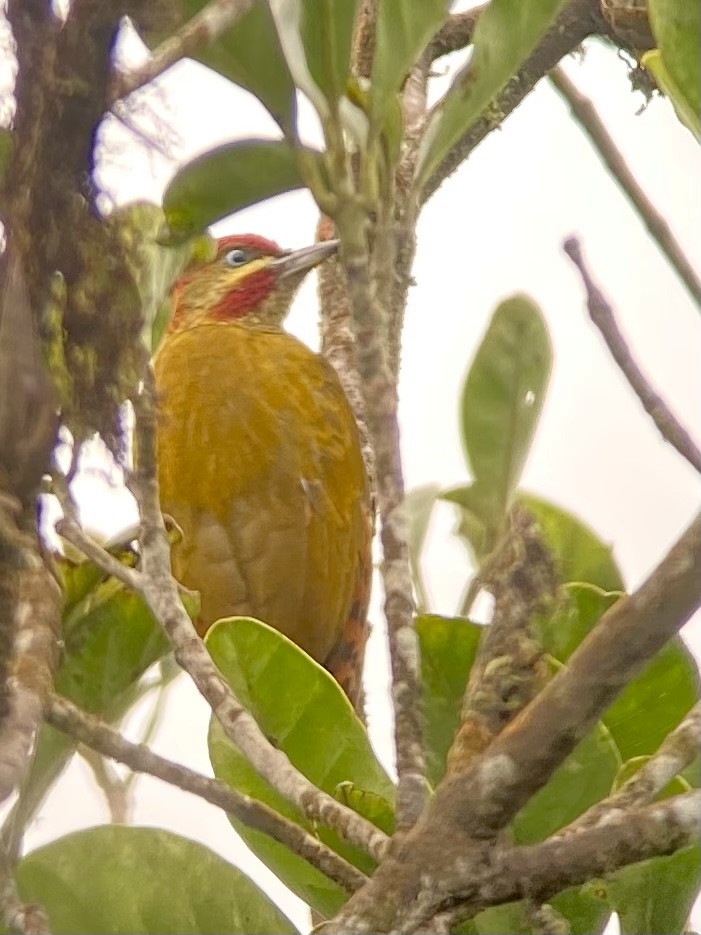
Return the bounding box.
[224,248,248,267]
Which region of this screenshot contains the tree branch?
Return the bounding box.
[447,505,556,771]
[333,200,427,830]
[110,0,255,103]
[398,792,700,932]
[420,0,604,204]
[564,237,701,474]
[558,701,700,836]
[320,514,700,931]
[551,66,701,307]
[45,694,366,894]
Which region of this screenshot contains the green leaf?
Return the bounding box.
[109,202,214,352]
[460,295,552,529]
[12,827,298,934]
[403,484,440,610]
[207,617,395,915]
[606,846,700,935]
[150,1,296,133]
[517,493,624,591]
[163,140,315,242]
[469,890,611,935]
[370,0,445,121]
[513,723,621,843]
[439,482,498,559]
[415,0,569,188]
[267,0,357,115]
[416,614,483,786]
[646,0,700,138]
[538,582,622,662]
[604,639,700,761]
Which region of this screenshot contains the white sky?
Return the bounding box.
[11,28,701,935]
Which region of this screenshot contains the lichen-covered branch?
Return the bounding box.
[46,694,367,893]
[564,238,701,474]
[552,68,701,307]
[447,505,556,772]
[319,515,700,931]
[396,792,700,933]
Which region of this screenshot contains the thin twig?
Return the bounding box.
[551,66,701,307]
[557,701,701,837]
[46,694,367,893]
[110,0,255,102]
[331,194,427,830]
[564,237,701,474]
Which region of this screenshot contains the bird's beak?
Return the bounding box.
[270,240,339,281]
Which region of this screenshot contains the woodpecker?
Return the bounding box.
[154,235,371,707]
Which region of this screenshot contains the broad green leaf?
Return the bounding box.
[371,0,445,121]
[513,723,621,843]
[334,781,395,835]
[109,202,213,352]
[163,140,315,242]
[12,827,298,934]
[149,1,296,132]
[404,484,440,610]
[207,617,395,914]
[415,0,569,188]
[549,885,611,935]
[605,846,700,935]
[538,582,622,663]
[646,0,700,138]
[468,895,610,935]
[300,0,358,105]
[604,638,700,761]
[417,614,483,786]
[460,296,552,529]
[268,0,357,116]
[517,493,624,591]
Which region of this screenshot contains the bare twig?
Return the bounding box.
[564,237,701,474]
[427,8,481,61]
[110,0,255,102]
[552,66,701,307]
[46,694,367,893]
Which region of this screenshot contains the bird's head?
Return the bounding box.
[169,234,338,332]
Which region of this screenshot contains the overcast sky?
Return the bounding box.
[12,24,700,934]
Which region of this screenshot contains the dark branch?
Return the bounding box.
[552,67,701,307]
[564,237,701,474]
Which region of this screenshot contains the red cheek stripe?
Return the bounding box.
[211,268,276,320]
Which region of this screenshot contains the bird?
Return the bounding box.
[154,234,371,708]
